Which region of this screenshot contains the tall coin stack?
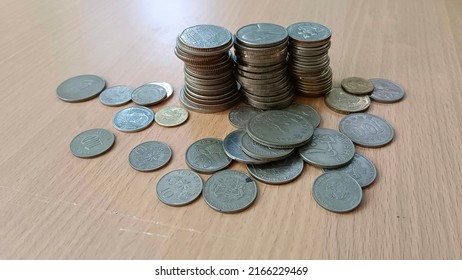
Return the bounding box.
[175,25,240,113]
[234,23,294,110]
[287,22,332,97]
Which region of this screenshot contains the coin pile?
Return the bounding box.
[287,22,333,97]
[175,24,239,113]
[234,23,294,109]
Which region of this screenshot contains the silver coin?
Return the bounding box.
[203,170,257,213]
[369,78,405,103]
[228,105,263,129]
[240,132,293,161]
[284,103,321,127]
[70,128,115,158]
[339,113,394,147]
[185,138,232,173]
[223,130,267,164]
[112,106,154,132]
[298,128,355,168]
[312,171,362,213]
[131,84,167,106]
[128,141,172,172]
[287,22,332,45]
[178,24,232,49]
[236,23,288,48]
[324,153,376,188]
[156,169,203,206]
[57,74,106,102]
[148,82,174,100]
[99,85,133,106]
[247,154,304,184]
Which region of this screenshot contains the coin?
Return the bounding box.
[112,106,154,132]
[99,85,133,106]
[185,138,232,173]
[287,22,332,46]
[283,103,321,127]
[131,84,167,106]
[57,74,106,102]
[156,169,203,206]
[341,77,374,95]
[247,154,304,184]
[178,24,233,51]
[240,132,293,161]
[298,128,355,168]
[228,105,263,129]
[339,113,394,147]
[325,88,371,114]
[236,23,288,48]
[312,171,362,213]
[148,82,174,100]
[323,153,376,188]
[70,128,115,158]
[128,141,172,172]
[155,106,189,127]
[203,170,257,213]
[369,78,405,103]
[223,130,267,164]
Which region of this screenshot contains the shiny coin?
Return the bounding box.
[70,128,115,158]
[369,78,405,103]
[228,105,263,129]
[112,106,154,132]
[156,169,203,206]
[99,85,133,106]
[298,128,355,168]
[148,82,174,100]
[131,84,167,106]
[223,130,267,164]
[178,24,233,50]
[186,138,232,173]
[247,154,304,184]
[155,106,189,127]
[312,171,362,213]
[284,103,321,127]
[339,113,394,147]
[325,88,371,114]
[128,141,172,172]
[240,133,293,161]
[324,153,376,188]
[57,74,106,102]
[203,170,257,213]
[236,23,288,48]
[287,22,332,46]
[341,77,374,95]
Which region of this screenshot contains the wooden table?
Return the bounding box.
[1,0,461,259]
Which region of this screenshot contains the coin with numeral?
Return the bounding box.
[323,153,376,188]
[129,141,172,172]
[339,113,394,147]
[156,169,203,206]
[70,128,115,158]
[186,138,232,173]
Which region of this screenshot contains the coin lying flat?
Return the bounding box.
[247,154,304,184]
[341,77,374,95]
[240,132,293,161]
[223,130,267,164]
[156,169,203,206]
[70,128,115,158]
[203,170,257,213]
[178,24,233,50]
[99,85,133,106]
[128,141,172,171]
[369,78,405,103]
[283,103,321,127]
[185,138,232,173]
[325,88,371,114]
[155,106,189,127]
[339,113,394,147]
[287,22,332,46]
[228,105,263,129]
[236,23,288,48]
[148,82,174,100]
[323,153,376,188]
[131,84,167,106]
[112,106,154,132]
[57,74,106,102]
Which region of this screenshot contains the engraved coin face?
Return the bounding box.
[128,141,172,172]
[70,128,115,158]
[148,82,174,100]
[236,23,288,48]
[156,169,203,206]
[185,138,232,173]
[341,77,374,95]
[240,132,293,161]
[223,130,267,164]
[112,106,154,132]
[203,170,257,213]
[57,74,106,102]
[325,88,371,114]
[247,154,304,184]
[369,78,405,103]
[99,85,133,106]
[312,171,362,213]
[155,106,189,127]
[179,24,232,49]
[131,84,167,106]
[228,105,263,129]
[324,153,376,188]
[287,22,331,44]
[339,113,394,147]
[298,128,355,168]
[284,103,321,127]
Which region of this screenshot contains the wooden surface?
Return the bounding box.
[1,0,461,259]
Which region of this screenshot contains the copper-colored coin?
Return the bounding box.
[324,88,371,114]
[341,77,374,95]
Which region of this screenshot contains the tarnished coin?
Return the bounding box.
[148,82,174,100]
[369,78,405,103]
[236,23,288,48]
[156,169,203,206]
[298,128,355,168]
[186,138,232,173]
[284,103,321,127]
[228,105,263,129]
[203,170,257,213]
[312,171,362,213]
[99,85,133,106]
[70,128,115,158]
[178,24,233,50]
[112,106,154,132]
[57,74,106,102]
[240,132,293,161]
[155,106,189,127]
[341,77,374,95]
[128,141,172,172]
[131,84,167,106]
[324,153,376,188]
[247,154,304,184]
[339,113,394,147]
[325,88,371,114]
[223,130,267,164]
[287,22,332,45]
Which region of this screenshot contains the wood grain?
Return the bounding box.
[1,0,461,259]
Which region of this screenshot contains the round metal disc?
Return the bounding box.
[339,113,394,147]
[112,106,154,132]
[128,141,172,172]
[156,169,203,206]
[185,138,232,173]
[247,154,304,184]
[99,85,133,106]
[323,153,376,188]
[70,128,115,158]
[57,74,106,102]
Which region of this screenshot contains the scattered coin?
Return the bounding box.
[57,74,106,102]
[131,83,167,106]
[128,141,172,172]
[284,103,321,127]
[240,132,293,161]
[185,138,232,173]
[369,78,405,103]
[247,154,304,184]
[339,113,394,147]
[155,106,189,127]
[324,153,376,188]
[228,105,263,129]
[99,85,133,106]
[325,87,371,114]
[148,82,174,100]
[70,128,115,158]
[156,169,203,206]
[341,77,374,95]
[112,106,154,132]
[203,170,257,213]
[223,130,267,164]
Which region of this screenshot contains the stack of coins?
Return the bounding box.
[175,24,240,113]
[234,23,294,109]
[287,22,333,97]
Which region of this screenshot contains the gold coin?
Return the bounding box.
[324,88,371,114]
[155,106,189,127]
[341,77,374,95]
